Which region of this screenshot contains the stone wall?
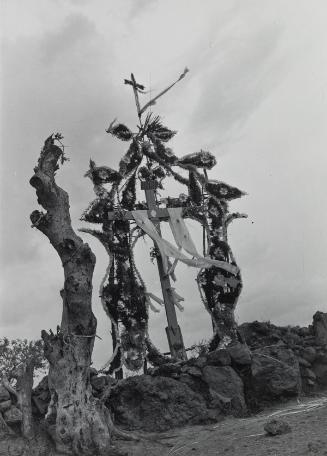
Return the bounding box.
[27,311,327,433]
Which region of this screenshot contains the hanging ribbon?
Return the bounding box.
[167,207,199,257]
[132,210,239,275]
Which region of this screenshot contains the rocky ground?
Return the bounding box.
[115,394,327,456]
[1,311,327,455]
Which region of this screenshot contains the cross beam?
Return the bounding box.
[106,207,171,221]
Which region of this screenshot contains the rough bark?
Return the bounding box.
[30,136,113,455]
[15,360,34,439]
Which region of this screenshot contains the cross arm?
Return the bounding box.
[106,205,204,222]
[106,207,170,221]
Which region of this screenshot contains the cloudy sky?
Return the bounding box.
[1,0,327,368]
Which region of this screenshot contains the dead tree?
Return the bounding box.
[30,135,113,455]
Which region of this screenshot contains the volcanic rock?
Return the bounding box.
[106,375,211,431]
[249,346,301,403]
[227,342,252,366]
[264,418,291,436]
[206,349,231,366]
[201,366,246,416]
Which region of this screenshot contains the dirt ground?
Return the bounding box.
[115,394,327,456]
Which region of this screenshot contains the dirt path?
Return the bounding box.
[115,395,327,456]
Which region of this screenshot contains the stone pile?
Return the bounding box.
[30,311,327,432]
[239,311,327,393]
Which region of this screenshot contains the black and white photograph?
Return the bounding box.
[1,1,327,454]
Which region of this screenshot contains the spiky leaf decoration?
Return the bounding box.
[152,128,176,142]
[106,120,133,141]
[151,139,178,165]
[119,140,143,177]
[205,180,245,201]
[143,114,177,142]
[121,173,136,210]
[178,150,216,170]
[85,159,122,185]
[188,171,202,205]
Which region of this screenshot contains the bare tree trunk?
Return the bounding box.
[30,136,113,455]
[16,360,34,439]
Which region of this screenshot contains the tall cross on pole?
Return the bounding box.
[106,73,188,360]
[105,182,187,360]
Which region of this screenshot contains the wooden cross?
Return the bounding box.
[119,73,190,360]
[107,179,187,360]
[124,73,144,120]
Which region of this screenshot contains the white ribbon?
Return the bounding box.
[132,210,239,275]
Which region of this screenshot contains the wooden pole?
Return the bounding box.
[141,180,187,360]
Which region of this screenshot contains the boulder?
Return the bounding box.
[239,321,283,348]
[249,346,301,403]
[0,385,10,402]
[227,342,252,366]
[313,312,327,346]
[264,418,291,436]
[201,366,246,416]
[106,375,211,431]
[206,349,231,366]
[3,406,23,425]
[179,373,208,398]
